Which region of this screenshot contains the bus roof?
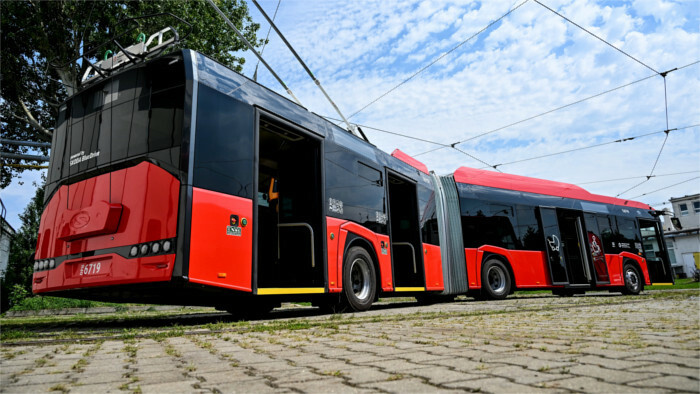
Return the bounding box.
[453,166,652,211]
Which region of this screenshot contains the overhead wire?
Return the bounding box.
[320,116,499,170]
[576,170,700,185]
[483,124,698,170]
[253,0,281,81]
[344,0,530,121]
[413,73,658,157]
[533,0,659,75]
[629,177,700,200]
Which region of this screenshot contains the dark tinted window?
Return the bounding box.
[47,54,185,192]
[325,146,387,234]
[616,217,641,254]
[418,184,439,246]
[193,84,254,199]
[597,215,616,253]
[516,205,543,251]
[460,198,518,249]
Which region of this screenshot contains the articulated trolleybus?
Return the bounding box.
[32,30,674,314]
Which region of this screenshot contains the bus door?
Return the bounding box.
[583,213,610,284]
[539,207,592,286]
[255,115,325,291]
[638,219,674,283]
[386,171,425,290]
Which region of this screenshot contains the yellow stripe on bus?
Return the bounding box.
[394,287,425,292]
[257,288,325,295]
[652,283,674,286]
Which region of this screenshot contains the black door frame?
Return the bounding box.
[252,108,327,292]
[385,168,425,289]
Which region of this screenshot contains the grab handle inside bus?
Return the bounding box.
[393,242,417,273]
[277,223,315,268]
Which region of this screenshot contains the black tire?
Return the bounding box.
[481,259,511,300]
[342,247,377,311]
[622,263,643,295]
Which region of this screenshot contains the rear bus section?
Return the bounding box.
[448,167,674,299]
[33,53,187,300]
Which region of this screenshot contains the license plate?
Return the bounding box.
[77,261,104,276]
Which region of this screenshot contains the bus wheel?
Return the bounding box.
[622,264,642,295]
[342,247,377,311]
[482,259,511,300]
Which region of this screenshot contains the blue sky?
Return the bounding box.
[2,0,699,230]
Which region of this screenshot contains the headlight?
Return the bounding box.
[49,259,55,269]
[130,246,139,257]
[151,242,160,254]
[163,240,172,252]
[34,261,39,271]
[140,244,149,255]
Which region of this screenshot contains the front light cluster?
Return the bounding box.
[128,238,174,258]
[34,259,55,271]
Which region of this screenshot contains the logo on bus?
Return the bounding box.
[546,235,560,252]
[70,211,91,229]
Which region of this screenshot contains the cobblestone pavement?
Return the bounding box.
[2,292,699,393]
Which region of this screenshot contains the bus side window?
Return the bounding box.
[597,215,617,253]
[516,205,542,251]
[616,217,641,254]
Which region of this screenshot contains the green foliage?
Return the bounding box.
[8,284,30,309]
[1,181,44,312]
[1,0,263,187]
[8,296,121,312]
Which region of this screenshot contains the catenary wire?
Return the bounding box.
[485,124,698,169]
[413,59,699,158]
[344,0,530,122]
[533,0,658,74]
[577,171,700,185]
[629,177,700,200]
[253,0,281,81]
[320,116,450,147]
[414,72,659,157]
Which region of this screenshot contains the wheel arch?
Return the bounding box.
[343,233,382,300]
[482,252,516,293]
[622,257,645,292]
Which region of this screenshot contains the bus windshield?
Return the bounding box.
[45,53,186,202]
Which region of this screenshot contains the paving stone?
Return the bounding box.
[357,358,424,373]
[73,371,127,385]
[627,352,700,368]
[487,364,570,384]
[364,377,460,393]
[568,363,660,384]
[629,375,700,392]
[138,380,201,393]
[633,362,700,379]
[8,372,71,386]
[445,376,552,392]
[575,354,654,370]
[136,369,189,385]
[339,366,393,384]
[549,376,650,392]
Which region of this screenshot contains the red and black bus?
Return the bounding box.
[32,45,673,314]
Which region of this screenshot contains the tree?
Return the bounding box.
[0,179,44,312]
[1,0,263,188]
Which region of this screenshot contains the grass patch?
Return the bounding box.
[646,278,699,290]
[9,296,123,312]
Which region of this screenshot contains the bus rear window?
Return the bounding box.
[46,54,185,200]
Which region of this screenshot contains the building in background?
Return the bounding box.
[663,193,700,278]
[0,200,16,277]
